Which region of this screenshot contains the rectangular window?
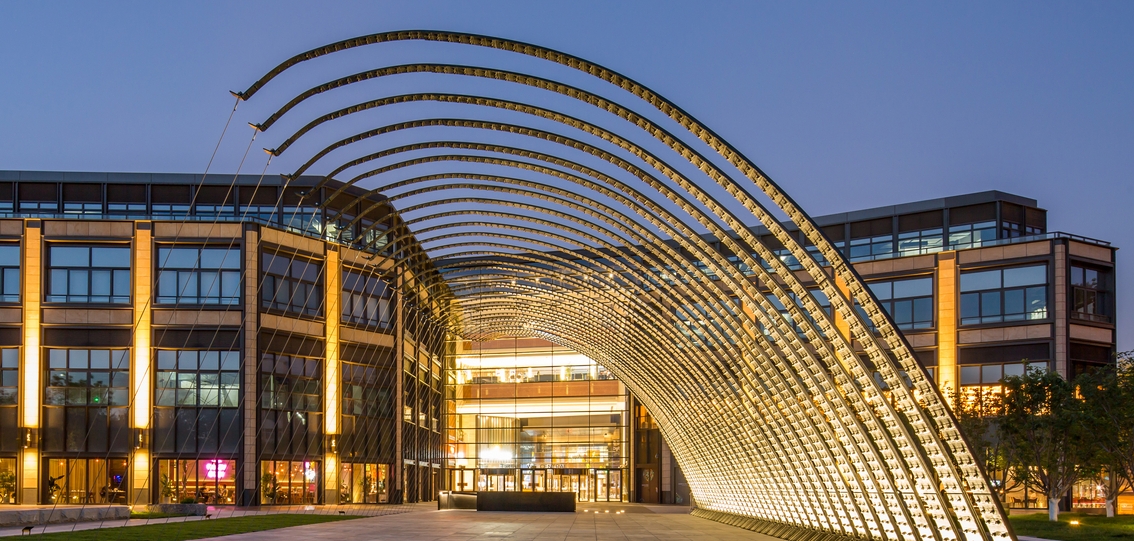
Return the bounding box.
[849,235,894,262]
[0,350,18,455]
[259,352,323,458]
[261,251,323,317]
[960,265,1048,325]
[948,221,996,249]
[868,276,934,330]
[0,350,16,407]
[897,228,944,256]
[42,349,130,453]
[1070,263,1112,323]
[342,270,394,328]
[46,245,131,304]
[156,246,241,305]
[281,206,322,236]
[154,350,241,455]
[0,245,18,303]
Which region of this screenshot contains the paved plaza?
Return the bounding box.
[198,504,783,541]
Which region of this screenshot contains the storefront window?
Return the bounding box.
[339,463,387,503]
[45,458,127,504]
[260,460,319,505]
[0,459,15,504]
[156,459,237,504]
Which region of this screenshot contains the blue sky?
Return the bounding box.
[1,1,1131,348]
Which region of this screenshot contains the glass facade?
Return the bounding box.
[446,341,628,502]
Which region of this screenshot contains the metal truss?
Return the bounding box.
[235,31,1013,541]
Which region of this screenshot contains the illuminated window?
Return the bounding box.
[897,228,944,256]
[850,235,894,261]
[948,221,996,249]
[156,459,237,505]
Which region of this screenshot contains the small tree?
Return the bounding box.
[1001,366,1097,521]
[1078,351,1134,516]
[951,388,1019,502]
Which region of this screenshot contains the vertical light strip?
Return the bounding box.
[323,247,341,504]
[21,221,41,428]
[20,220,41,503]
[131,223,152,506]
[937,252,957,399]
[132,223,152,428]
[324,247,341,435]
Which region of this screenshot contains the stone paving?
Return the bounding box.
[198,503,785,541]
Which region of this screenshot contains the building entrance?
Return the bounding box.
[457,467,623,501]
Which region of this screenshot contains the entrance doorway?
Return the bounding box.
[449,468,474,491]
[592,469,622,501]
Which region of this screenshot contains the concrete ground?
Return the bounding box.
[197,503,785,541]
[0,503,417,537]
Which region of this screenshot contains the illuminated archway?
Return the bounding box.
[236,31,1012,541]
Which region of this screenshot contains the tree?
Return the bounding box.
[951,388,1019,503]
[1078,350,1134,517]
[1000,366,1097,521]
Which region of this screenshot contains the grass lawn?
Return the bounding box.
[1010,512,1134,540]
[26,514,361,541]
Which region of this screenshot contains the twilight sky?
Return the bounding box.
[1,1,1131,349]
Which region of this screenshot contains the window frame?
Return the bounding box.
[341,268,395,329]
[260,249,324,318]
[155,245,242,306]
[1069,262,1113,324]
[0,245,19,303]
[45,244,132,304]
[959,264,1049,326]
[866,275,935,331]
[153,349,242,455]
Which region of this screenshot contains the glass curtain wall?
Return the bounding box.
[446,339,628,502]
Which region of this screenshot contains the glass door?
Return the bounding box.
[594,470,609,502]
[450,468,474,492]
[608,469,622,502]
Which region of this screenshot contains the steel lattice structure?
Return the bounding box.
[235,31,1014,541]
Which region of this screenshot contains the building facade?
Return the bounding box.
[0,170,1118,514]
[0,170,446,506]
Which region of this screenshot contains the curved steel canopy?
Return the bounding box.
[235,31,1013,541]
